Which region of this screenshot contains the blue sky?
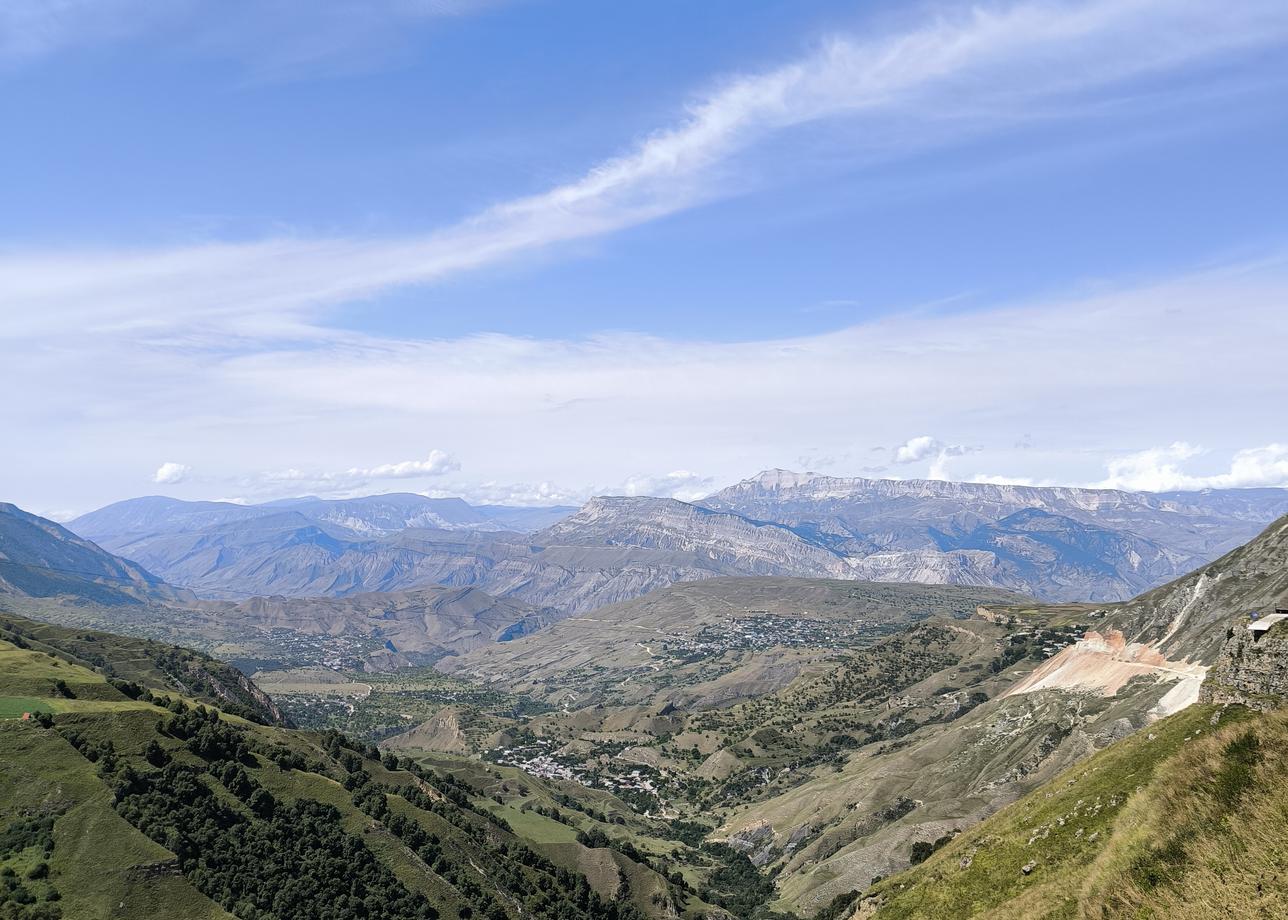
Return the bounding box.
[2,0,1288,515]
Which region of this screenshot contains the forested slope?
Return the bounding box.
[0,621,707,920]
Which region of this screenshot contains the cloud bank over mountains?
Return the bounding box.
[1093,443,1288,493]
[3,0,1287,512]
[8,255,1288,515]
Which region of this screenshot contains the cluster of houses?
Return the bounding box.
[248,627,380,672]
[666,613,885,659]
[489,737,667,801]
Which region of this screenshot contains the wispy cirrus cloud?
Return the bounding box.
[0,0,161,63]
[6,255,1288,511]
[4,0,1288,343]
[6,2,1288,512]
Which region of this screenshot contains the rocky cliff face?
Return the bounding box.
[705,470,1288,533]
[1102,514,1288,664]
[533,496,853,578]
[1200,617,1288,709]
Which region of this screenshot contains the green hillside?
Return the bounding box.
[0,624,710,920]
[0,610,284,725]
[840,701,1287,919]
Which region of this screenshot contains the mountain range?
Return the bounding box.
[699,470,1288,600]
[0,502,557,670]
[64,472,1288,606]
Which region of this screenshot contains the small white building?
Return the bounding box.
[1247,609,1288,638]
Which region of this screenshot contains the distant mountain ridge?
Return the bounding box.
[198,585,558,667]
[534,496,853,577]
[696,469,1288,602]
[0,501,191,606]
[707,469,1288,522]
[62,473,1288,608]
[0,502,559,669]
[72,492,577,543]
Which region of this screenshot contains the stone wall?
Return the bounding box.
[1199,620,1288,710]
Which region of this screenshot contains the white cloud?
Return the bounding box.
[4,1,1287,344]
[619,470,715,503]
[893,436,974,480]
[967,474,1042,487]
[423,480,585,507]
[153,462,191,484]
[38,509,79,523]
[251,451,460,496]
[1094,442,1288,491]
[4,2,1288,510]
[894,436,941,464]
[2,259,1286,510]
[420,471,714,508]
[354,450,459,480]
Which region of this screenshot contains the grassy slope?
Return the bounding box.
[0,647,235,920]
[0,609,284,724]
[415,755,727,919]
[863,702,1288,919]
[0,634,695,920]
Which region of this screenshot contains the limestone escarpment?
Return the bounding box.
[1200,613,1288,710]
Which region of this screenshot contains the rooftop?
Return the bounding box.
[1248,612,1288,634]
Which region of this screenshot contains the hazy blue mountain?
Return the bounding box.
[70,495,270,546]
[0,501,190,605]
[270,493,502,534]
[474,503,578,531]
[72,492,504,542]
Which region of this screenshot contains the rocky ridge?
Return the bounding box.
[66,477,1288,609]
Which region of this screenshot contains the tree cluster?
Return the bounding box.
[115,762,436,920]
